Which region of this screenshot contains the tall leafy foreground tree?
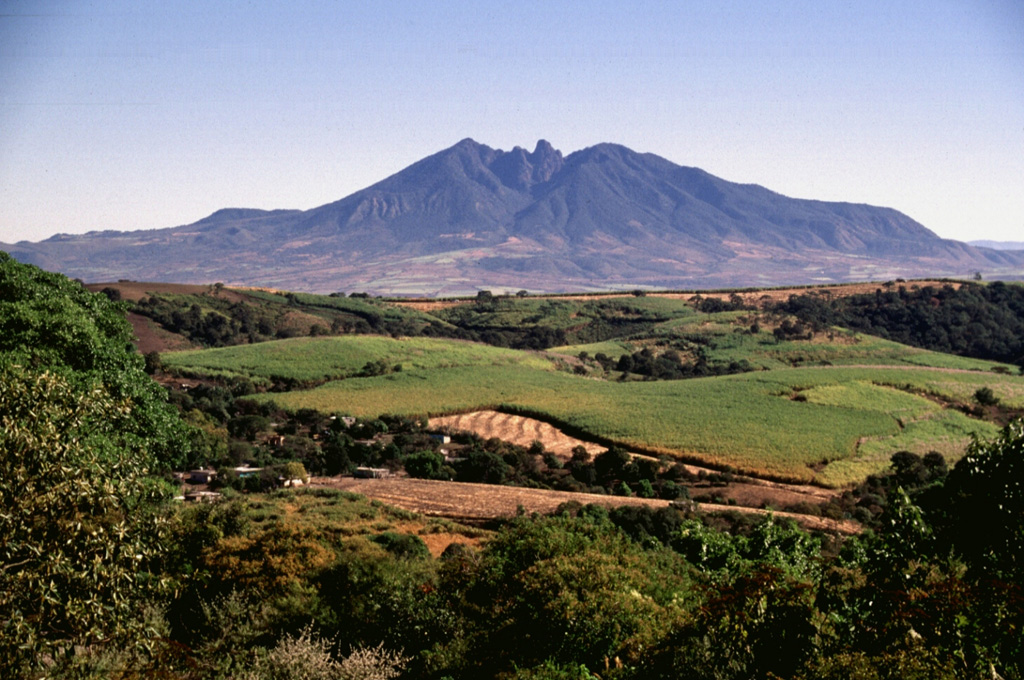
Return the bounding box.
[0,253,190,674]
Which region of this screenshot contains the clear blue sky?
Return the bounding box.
[2,0,1022,244]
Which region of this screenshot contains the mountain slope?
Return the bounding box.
[4,139,1022,294]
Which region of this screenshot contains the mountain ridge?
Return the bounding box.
[5,138,1023,294]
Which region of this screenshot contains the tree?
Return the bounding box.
[0,254,192,672]
[974,386,999,407]
[0,253,193,470]
[939,419,1024,581]
[0,365,170,672]
[404,450,448,480]
[281,461,309,484]
[456,449,511,484]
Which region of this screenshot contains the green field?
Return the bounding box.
[436,295,698,331]
[161,297,1023,486]
[554,316,1013,373]
[240,351,1019,485]
[164,335,555,383]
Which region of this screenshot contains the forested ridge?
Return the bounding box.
[772,281,1024,367]
[2,254,1023,679]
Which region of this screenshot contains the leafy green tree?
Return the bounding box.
[0,253,193,470]
[973,386,999,407]
[0,365,170,672]
[0,254,195,672]
[371,532,431,560]
[939,418,1024,581]
[593,447,631,485]
[457,514,690,673]
[404,450,448,480]
[456,449,511,484]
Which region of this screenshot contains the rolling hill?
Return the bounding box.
[6,139,1023,294]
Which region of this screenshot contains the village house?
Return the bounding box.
[354,467,390,479]
[187,468,217,485]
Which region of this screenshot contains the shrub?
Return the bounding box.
[371,532,430,560]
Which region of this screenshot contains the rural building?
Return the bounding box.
[354,467,390,479]
[233,466,264,478]
[430,434,452,444]
[188,469,217,484]
[183,491,222,503]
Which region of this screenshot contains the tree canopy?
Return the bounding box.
[0,253,192,674]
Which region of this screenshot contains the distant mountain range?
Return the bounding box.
[5,139,1023,294]
[969,240,1024,251]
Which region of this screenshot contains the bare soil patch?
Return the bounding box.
[126,312,197,354]
[313,476,859,535]
[390,299,471,312]
[385,521,484,558]
[416,532,482,558]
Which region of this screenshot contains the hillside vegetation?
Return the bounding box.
[3,257,1024,679]
[153,281,1024,486]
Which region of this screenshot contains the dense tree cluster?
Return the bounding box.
[133,290,469,348]
[608,346,754,380]
[773,281,1024,367]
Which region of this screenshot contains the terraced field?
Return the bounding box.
[429,410,606,459]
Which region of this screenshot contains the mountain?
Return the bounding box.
[969,240,1024,251]
[5,139,1023,294]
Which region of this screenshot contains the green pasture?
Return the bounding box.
[550,339,635,359]
[166,324,1022,485]
[256,360,1023,485]
[554,320,1015,374]
[821,410,999,486]
[163,335,555,383]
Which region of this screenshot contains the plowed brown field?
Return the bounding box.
[313,476,860,535]
[430,410,606,459]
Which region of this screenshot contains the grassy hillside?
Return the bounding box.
[254,361,1016,485]
[165,335,554,384]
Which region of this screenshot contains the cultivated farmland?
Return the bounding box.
[235,357,1017,485]
[158,283,1024,487]
[166,335,555,383]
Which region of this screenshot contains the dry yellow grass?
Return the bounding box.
[430,410,605,459]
